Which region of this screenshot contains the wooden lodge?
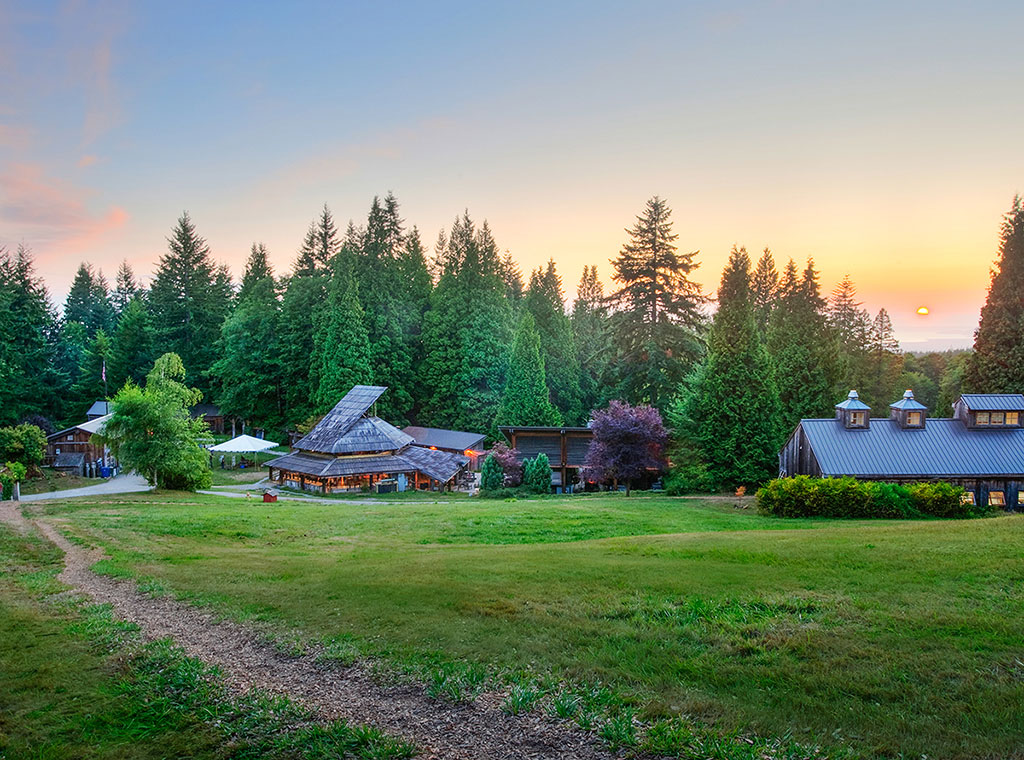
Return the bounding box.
[779,391,1024,509]
[46,414,112,476]
[499,425,593,491]
[402,426,486,470]
[266,386,470,493]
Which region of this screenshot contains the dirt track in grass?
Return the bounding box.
[0,500,619,760]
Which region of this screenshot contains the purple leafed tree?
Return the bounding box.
[487,441,524,487]
[582,400,668,496]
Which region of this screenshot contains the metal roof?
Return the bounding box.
[48,413,111,440]
[292,386,390,453]
[402,426,485,452]
[834,390,871,411]
[889,390,927,411]
[86,400,110,417]
[266,445,467,483]
[957,394,1024,411]
[799,417,1024,478]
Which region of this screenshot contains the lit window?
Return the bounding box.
[976,412,990,425]
[989,491,1006,506]
[1008,412,1020,426]
[991,412,1005,425]
[907,411,922,426]
[961,491,975,505]
[850,411,866,426]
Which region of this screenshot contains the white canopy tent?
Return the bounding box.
[209,434,280,469]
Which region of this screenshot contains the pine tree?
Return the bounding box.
[64,263,114,336]
[572,265,613,418]
[112,260,140,316]
[828,275,873,399]
[864,307,902,408]
[608,196,705,410]
[313,256,372,410]
[71,329,112,415]
[211,244,284,431]
[496,312,561,427]
[766,258,836,431]
[525,260,582,423]
[279,209,336,426]
[678,246,781,489]
[751,248,778,337]
[107,296,156,392]
[147,213,231,393]
[398,226,433,419]
[967,197,1024,392]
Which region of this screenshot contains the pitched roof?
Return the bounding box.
[402,426,485,452]
[53,452,85,469]
[265,445,467,482]
[48,413,111,440]
[190,403,222,418]
[87,400,110,417]
[292,386,389,453]
[889,390,927,411]
[799,417,1024,478]
[835,390,871,411]
[957,394,1024,411]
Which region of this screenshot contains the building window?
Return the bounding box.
[67,434,74,441]
[850,411,866,426]
[989,491,1006,506]
[1008,412,1020,426]
[961,491,975,505]
[976,412,990,426]
[991,412,1005,425]
[907,411,922,426]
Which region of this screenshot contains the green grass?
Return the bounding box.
[19,468,93,494]
[0,521,414,760]
[36,492,1024,759]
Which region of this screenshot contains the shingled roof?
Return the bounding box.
[291,386,402,454]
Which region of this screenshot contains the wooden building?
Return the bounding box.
[267,386,469,493]
[46,414,112,476]
[779,391,1024,509]
[498,425,593,491]
[191,403,226,434]
[402,426,486,470]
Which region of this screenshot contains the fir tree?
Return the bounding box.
[107,296,156,391]
[608,196,705,410]
[496,312,561,427]
[678,246,781,489]
[571,265,613,417]
[313,256,373,410]
[64,263,114,335]
[864,307,902,408]
[751,248,778,337]
[766,257,836,430]
[112,260,140,315]
[480,454,504,492]
[147,213,231,393]
[211,245,283,431]
[71,329,112,415]
[967,197,1024,392]
[525,260,582,423]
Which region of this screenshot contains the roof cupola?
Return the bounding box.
[889,389,927,429]
[835,390,870,429]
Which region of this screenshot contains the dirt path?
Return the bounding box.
[0,500,619,760]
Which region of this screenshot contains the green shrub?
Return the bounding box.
[522,453,552,495]
[480,454,503,491]
[757,476,982,519]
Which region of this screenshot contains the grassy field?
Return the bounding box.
[31,492,1024,759]
[19,468,93,495]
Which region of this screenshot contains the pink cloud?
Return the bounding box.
[77,154,100,168]
[0,162,128,252]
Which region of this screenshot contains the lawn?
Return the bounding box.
[35,492,1024,759]
[19,468,93,495]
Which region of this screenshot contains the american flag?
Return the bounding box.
[102,360,106,382]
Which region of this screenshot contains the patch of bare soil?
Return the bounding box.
[0,500,620,760]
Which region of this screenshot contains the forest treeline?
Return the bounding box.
[2,193,1022,487]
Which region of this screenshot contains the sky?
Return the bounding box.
[2,0,1023,351]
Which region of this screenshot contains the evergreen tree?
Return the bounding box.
[523,452,552,494]
[751,248,778,337]
[313,256,372,410]
[0,246,61,425]
[211,244,283,431]
[112,260,140,316]
[480,454,504,492]
[767,257,836,431]
[53,320,89,420]
[572,265,613,418]
[398,226,434,419]
[64,263,114,335]
[71,329,112,414]
[864,307,903,408]
[107,296,156,391]
[279,210,336,426]
[608,196,705,410]
[525,260,582,423]
[147,213,231,393]
[678,246,781,489]
[967,197,1024,392]
[496,312,561,427]
[499,251,525,303]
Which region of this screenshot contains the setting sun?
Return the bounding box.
[917,306,930,315]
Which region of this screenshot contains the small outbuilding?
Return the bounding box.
[779,390,1024,509]
[498,425,594,490]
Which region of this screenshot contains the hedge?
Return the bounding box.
[756,476,990,519]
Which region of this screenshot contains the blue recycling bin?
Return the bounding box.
[100,466,111,478]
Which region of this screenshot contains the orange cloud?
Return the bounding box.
[0,162,128,252]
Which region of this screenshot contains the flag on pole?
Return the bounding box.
[102,359,106,383]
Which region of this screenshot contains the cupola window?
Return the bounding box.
[889,389,927,429]
[835,390,871,429]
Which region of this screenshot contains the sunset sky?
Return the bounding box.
[2,0,1023,350]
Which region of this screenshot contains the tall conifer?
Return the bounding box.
[496,313,561,427]
[525,261,583,423]
[313,256,372,410]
